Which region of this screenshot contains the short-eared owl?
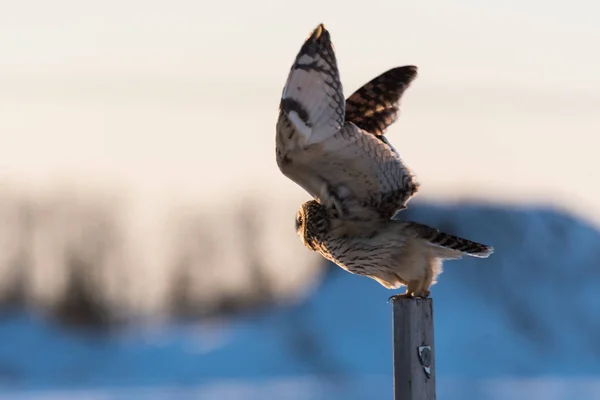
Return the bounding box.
[277,24,494,297]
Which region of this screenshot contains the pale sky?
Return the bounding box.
[0,0,598,223]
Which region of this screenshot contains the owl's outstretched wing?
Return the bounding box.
[276,24,419,220]
[345,66,418,137]
[278,23,344,147]
[276,23,346,205]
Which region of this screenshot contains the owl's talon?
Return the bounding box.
[411,290,431,299]
[387,292,414,302]
[387,288,432,302]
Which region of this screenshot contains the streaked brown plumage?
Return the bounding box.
[278,24,494,297]
[296,200,493,297]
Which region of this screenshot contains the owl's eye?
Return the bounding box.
[295,213,303,231]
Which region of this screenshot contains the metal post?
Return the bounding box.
[391,297,436,400]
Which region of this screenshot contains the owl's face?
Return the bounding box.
[295,206,312,250]
[296,200,328,251]
[295,209,304,236]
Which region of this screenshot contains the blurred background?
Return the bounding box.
[0,0,599,399]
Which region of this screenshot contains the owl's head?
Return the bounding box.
[295,200,328,251]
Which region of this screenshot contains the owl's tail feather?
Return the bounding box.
[402,221,494,258]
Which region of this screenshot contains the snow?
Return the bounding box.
[0,203,599,399]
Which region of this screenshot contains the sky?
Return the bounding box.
[0,0,598,224]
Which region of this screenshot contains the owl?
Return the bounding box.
[276,24,494,297]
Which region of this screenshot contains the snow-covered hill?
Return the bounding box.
[0,203,599,399]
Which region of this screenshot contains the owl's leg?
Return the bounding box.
[412,269,433,298]
[406,280,420,297]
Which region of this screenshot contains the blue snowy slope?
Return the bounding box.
[0,203,599,400]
